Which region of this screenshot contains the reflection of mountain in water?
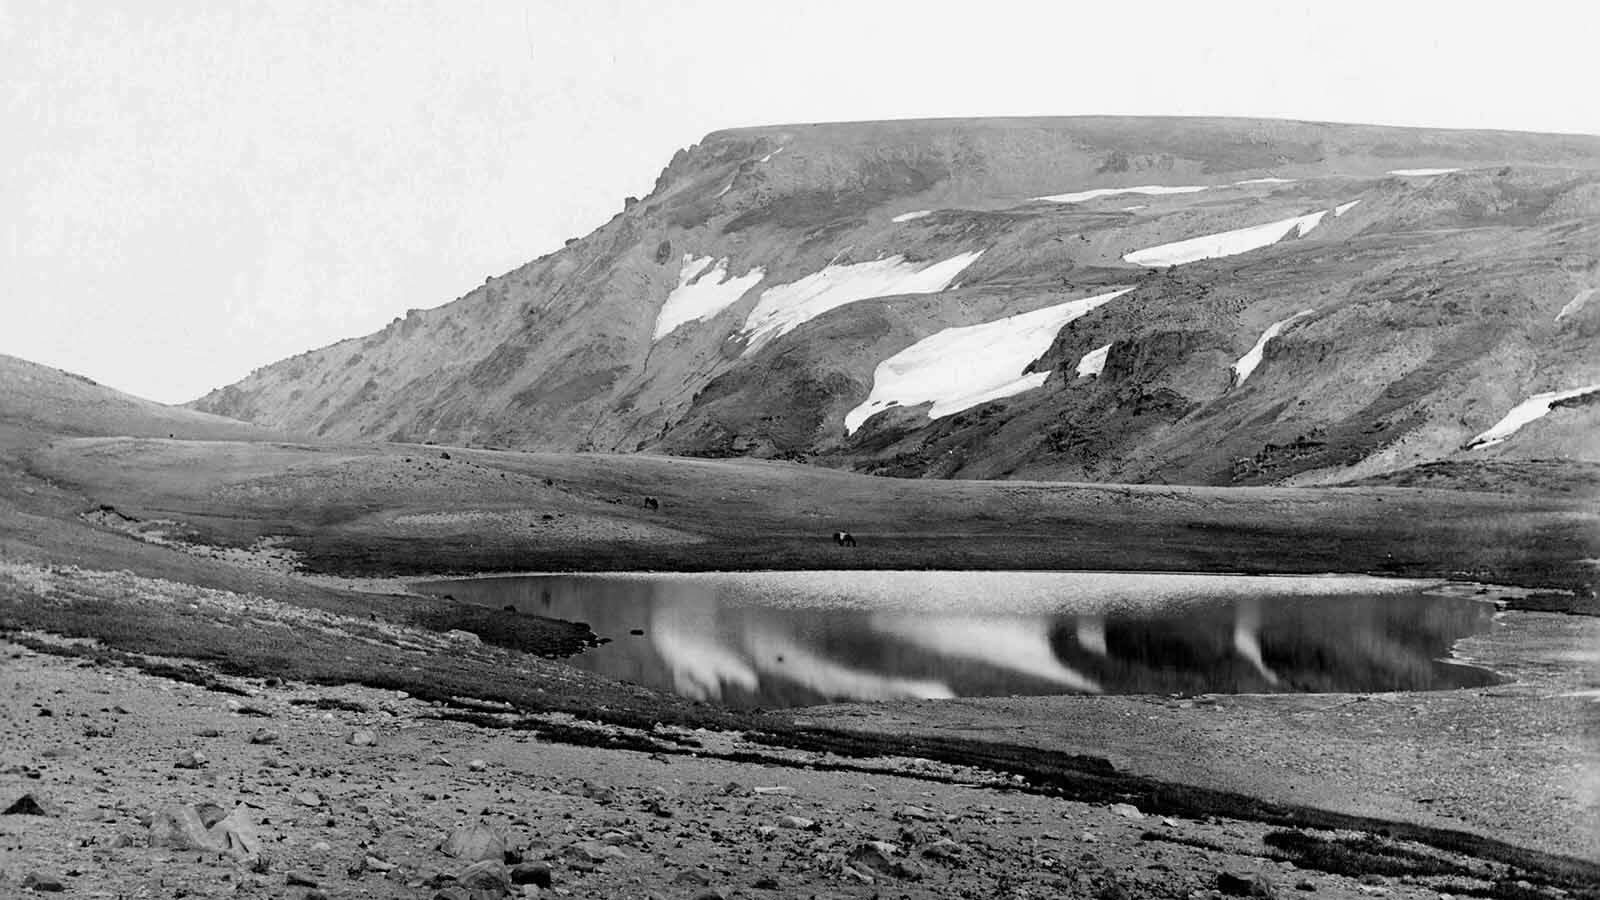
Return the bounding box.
[422,574,1498,708]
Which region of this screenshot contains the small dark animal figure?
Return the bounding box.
[439,451,451,460]
[643,496,660,510]
[833,531,856,547]
[502,604,516,613]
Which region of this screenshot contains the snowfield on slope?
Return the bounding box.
[741,251,983,354]
[1035,185,1208,204]
[654,254,766,341]
[1231,310,1315,386]
[1465,383,1600,448]
[1388,168,1461,176]
[1556,288,1593,321]
[1076,342,1113,378]
[1123,210,1328,267]
[891,210,933,223]
[844,288,1132,434]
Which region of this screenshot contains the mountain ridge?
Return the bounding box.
[190,116,1600,485]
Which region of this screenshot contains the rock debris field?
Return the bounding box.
[2,637,1576,900]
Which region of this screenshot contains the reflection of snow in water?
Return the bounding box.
[1075,616,1107,656]
[649,602,757,701]
[1231,598,1280,685]
[873,616,1101,692]
[743,627,954,701]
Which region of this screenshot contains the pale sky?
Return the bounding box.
[4,0,1597,404]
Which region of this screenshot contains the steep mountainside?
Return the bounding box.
[192,117,1600,484]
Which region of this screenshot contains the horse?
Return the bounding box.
[833,531,856,547]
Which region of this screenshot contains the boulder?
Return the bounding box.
[456,860,512,896]
[3,793,59,816]
[1218,871,1278,898]
[509,862,552,888]
[346,729,378,747]
[441,823,509,862]
[21,871,65,892]
[147,803,261,858]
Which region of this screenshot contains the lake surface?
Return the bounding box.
[418,571,1499,708]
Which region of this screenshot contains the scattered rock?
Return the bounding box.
[468,758,488,772]
[563,840,626,864]
[509,862,552,888]
[249,728,280,745]
[22,871,66,893]
[1217,871,1277,898]
[921,838,963,862]
[1110,802,1145,820]
[173,749,208,769]
[442,823,509,862]
[346,729,378,746]
[779,815,817,830]
[848,841,920,881]
[147,804,260,858]
[294,791,322,807]
[672,869,712,886]
[286,872,319,887]
[445,630,481,646]
[456,859,512,896]
[3,792,59,816]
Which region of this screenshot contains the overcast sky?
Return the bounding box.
[4,0,1598,403]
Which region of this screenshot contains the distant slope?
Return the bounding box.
[0,353,277,449]
[190,116,1600,485]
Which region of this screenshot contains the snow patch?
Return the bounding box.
[1123,210,1328,267]
[844,288,1132,434]
[1231,310,1314,386]
[758,146,784,164]
[714,182,732,198]
[1465,383,1600,449]
[1235,177,1295,185]
[653,254,766,341]
[1556,288,1594,321]
[1387,168,1460,176]
[742,251,983,354]
[1076,342,1113,378]
[891,210,933,223]
[1034,185,1209,204]
[1334,200,1361,217]
[1120,205,1147,211]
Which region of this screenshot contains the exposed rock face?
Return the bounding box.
[190,117,1600,484]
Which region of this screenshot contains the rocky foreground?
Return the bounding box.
[3,633,1589,900]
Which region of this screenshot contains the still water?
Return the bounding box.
[418,571,1499,708]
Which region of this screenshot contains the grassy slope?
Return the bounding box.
[23,437,1597,600]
